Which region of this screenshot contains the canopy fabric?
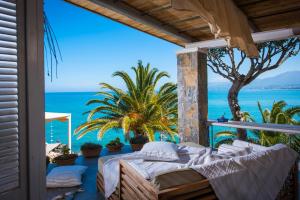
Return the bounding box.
[45,112,72,151]
[45,112,71,123]
[171,0,259,58]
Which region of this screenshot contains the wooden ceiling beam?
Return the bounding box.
[88,0,197,43]
[144,3,171,15]
[179,25,209,34]
[248,19,260,32]
[171,16,201,25]
[234,0,263,7]
[253,9,300,31]
[232,1,260,32]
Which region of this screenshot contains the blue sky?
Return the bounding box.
[44,0,299,92]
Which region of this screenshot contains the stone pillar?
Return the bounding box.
[177,48,208,146]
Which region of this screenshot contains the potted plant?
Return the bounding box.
[53,146,78,166]
[106,137,124,152]
[130,135,148,151]
[81,142,102,158]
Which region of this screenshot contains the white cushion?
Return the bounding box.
[139,141,179,161]
[218,144,252,154]
[232,140,268,152]
[47,165,87,188]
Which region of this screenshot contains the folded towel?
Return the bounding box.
[47,165,87,188]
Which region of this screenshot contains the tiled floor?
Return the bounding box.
[47,145,133,200]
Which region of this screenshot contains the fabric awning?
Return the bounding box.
[45,112,72,151]
[171,0,259,58]
[45,112,71,123]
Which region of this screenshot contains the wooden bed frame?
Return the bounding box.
[97,160,298,200]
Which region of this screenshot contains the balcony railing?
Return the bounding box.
[206,120,300,149]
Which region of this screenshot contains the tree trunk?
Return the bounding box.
[228,81,247,140]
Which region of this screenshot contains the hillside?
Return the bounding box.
[249,71,300,89]
[209,71,300,90]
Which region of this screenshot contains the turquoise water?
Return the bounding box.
[45,89,300,152]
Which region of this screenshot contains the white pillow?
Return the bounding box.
[139,141,179,161]
[47,165,87,188]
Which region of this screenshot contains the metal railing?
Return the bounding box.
[206,120,300,149]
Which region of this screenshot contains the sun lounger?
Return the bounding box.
[96,142,298,200]
[97,161,297,200]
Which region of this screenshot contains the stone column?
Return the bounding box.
[177,48,208,146]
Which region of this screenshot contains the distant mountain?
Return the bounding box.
[249,71,300,89]
[209,71,300,90]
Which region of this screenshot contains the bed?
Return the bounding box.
[97,143,298,200]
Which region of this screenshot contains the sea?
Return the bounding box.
[45,89,300,152]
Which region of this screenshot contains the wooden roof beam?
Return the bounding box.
[248,19,260,32]
[232,1,260,32]
[171,16,201,25]
[88,0,197,43]
[179,25,209,34]
[144,3,171,15]
[185,28,300,49]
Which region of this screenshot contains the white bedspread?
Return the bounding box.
[191,144,298,200]
[102,152,141,198]
[102,145,205,198]
[102,144,298,199]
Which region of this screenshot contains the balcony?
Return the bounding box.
[46,121,300,199]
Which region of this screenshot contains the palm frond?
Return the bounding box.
[215,131,237,138]
[121,116,132,134]
[255,100,300,152]
[258,101,267,123]
[142,124,155,141]
[44,12,62,81]
[97,121,120,139]
[285,106,300,118]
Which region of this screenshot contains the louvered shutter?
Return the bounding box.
[0,0,19,194]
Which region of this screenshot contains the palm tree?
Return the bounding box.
[253,101,300,152]
[214,112,253,147]
[215,101,300,152]
[75,61,178,143]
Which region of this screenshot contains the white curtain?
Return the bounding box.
[171,0,259,58]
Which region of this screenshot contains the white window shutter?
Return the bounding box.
[0,0,19,194]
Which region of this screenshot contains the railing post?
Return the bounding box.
[177,48,208,146]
